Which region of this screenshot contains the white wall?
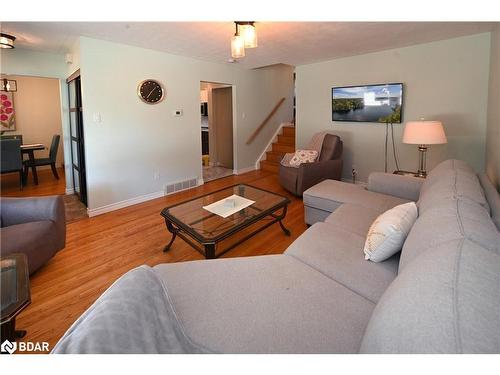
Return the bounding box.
[1,48,75,191]
[486,24,500,192]
[296,33,491,182]
[78,37,293,212]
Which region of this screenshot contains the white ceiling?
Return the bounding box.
[1,22,496,68]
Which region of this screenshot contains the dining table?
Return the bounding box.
[20,143,45,185]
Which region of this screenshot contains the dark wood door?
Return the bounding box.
[67,72,87,206]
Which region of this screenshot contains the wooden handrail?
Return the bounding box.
[246,97,286,145]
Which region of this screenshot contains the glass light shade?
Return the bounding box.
[231,34,245,58]
[0,33,15,49]
[402,120,447,145]
[240,24,258,48]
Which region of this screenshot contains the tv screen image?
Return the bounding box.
[332,83,403,123]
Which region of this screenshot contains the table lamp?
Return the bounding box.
[402,120,447,177]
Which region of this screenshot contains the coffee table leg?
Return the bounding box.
[163,219,178,252]
[279,220,291,236]
[278,205,291,236]
[204,243,216,259]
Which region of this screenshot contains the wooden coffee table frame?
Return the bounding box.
[160,185,291,259]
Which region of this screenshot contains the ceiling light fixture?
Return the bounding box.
[230,22,257,59]
[238,22,258,48]
[1,78,17,92]
[231,23,245,59]
[0,33,16,49]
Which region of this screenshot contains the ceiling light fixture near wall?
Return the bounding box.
[1,78,17,92]
[0,33,16,49]
[230,22,257,59]
[239,22,258,48]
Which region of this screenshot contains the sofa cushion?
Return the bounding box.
[419,159,489,214]
[325,203,381,237]
[364,202,418,263]
[360,239,500,353]
[285,223,399,303]
[303,179,409,214]
[153,255,375,353]
[399,198,500,271]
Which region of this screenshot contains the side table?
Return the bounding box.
[1,253,31,344]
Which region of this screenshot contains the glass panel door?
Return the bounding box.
[67,73,87,206]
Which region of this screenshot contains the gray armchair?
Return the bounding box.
[0,196,66,275]
[279,133,343,196]
[1,138,24,190]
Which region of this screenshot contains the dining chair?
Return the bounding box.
[1,134,23,143]
[1,138,24,190]
[23,134,61,180]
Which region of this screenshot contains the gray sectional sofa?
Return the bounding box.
[53,159,500,354]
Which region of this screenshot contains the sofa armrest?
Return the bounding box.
[367,172,424,201]
[297,159,343,195]
[0,196,66,233]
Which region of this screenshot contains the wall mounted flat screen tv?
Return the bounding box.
[332,83,404,123]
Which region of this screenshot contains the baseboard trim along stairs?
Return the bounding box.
[259,124,295,173]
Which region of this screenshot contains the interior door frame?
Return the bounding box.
[66,70,88,206]
[199,81,238,183]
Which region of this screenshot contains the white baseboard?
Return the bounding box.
[65,188,75,195]
[233,166,257,175]
[87,190,165,217]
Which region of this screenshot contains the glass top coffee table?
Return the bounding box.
[160,184,291,259]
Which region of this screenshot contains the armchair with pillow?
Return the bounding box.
[279,132,343,196]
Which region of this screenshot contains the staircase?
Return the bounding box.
[260,126,295,173]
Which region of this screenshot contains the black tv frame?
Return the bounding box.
[331,82,404,123]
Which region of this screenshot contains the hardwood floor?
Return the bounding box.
[1,167,66,197]
[6,170,307,352]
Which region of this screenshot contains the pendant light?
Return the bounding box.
[230,23,245,59]
[239,22,258,48]
[0,33,16,49]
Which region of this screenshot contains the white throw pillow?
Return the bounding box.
[289,150,319,167]
[364,202,418,262]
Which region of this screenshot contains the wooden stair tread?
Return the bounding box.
[259,125,295,174]
[260,160,279,173]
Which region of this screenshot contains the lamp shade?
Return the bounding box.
[402,120,447,145]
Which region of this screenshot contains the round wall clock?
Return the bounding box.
[137,79,165,104]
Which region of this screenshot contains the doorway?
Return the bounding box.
[67,71,88,206]
[200,81,234,182]
[0,74,66,195]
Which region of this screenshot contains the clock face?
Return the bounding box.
[137,79,164,104]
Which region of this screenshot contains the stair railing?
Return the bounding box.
[246,97,286,145]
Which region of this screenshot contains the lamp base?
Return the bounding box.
[416,169,427,178]
[417,145,428,178]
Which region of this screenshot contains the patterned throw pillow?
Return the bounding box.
[364,202,418,262]
[289,150,319,167]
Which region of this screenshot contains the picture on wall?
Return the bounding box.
[0,92,16,131]
[332,83,403,123]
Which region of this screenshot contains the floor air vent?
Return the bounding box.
[165,178,198,195]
